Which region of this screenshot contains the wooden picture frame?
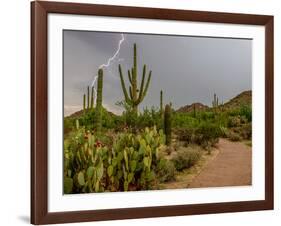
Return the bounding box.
[31,1,274,224]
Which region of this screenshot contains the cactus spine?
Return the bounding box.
[118,43,152,114]
[90,86,94,109]
[164,104,172,145]
[96,69,103,133]
[83,94,86,113]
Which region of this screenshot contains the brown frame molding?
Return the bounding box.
[31,1,274,224]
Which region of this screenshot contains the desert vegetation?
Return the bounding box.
[64,44,252,194]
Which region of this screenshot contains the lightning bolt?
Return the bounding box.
[91,33,125,105]
[98,34,125,69]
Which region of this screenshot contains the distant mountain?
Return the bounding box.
[223,90,252,109]
[176,102,209,113]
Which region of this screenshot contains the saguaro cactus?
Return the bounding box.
[160,90,163,114]
[87,86,90,109]
[164,104,172,145]
[83,94,86,113]
[96,69,103,133]
[90,86,94,109]
[212,93,219,108]
[118,43,152,114]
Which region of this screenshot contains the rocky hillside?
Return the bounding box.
[177,102,209,113]
[223,90,252,109]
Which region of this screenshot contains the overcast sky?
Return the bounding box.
[63,30,252,116]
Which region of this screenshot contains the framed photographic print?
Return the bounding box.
[31,1,274,225]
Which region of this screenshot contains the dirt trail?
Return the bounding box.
[188,138,252,188]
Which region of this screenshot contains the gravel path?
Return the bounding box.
[188,138,252,188]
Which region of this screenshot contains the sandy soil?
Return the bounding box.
[188,138,252,188]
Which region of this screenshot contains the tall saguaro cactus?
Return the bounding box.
[87,86,90,109]
[83,94,86,113]
[95,69,103,133]
[212,93,219,108]
[90,86,94,109]
[118,43,152,114]
[160,90,163,114]
[164,104,172,145]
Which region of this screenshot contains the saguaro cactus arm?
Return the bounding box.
[118,64,130,103]
[137,70,152,104]
[128,70,132,84]
[138,65,146,97]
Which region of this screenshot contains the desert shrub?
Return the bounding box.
[228,108,241,117]
[172,148,202,171]
[219,126,229,138]
[239,123,252,139]
[214,112,229,127]
[193,122,221,149]
[79,108,120,131]
[156,159,176,182]
[137,107,162,130]
[173,112,199,129]
[240,115,248,124]
[239,104,252,122]
[64,117,76,134]
[164,146,174,155]
[200,111,215,121]
[227,131,241,142]
[175,128,194,143]
[227,116,241,128]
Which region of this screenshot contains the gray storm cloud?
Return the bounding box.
[63,30,252,116]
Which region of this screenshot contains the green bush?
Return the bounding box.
[137,107,162,130]
[193,122,221,149]
[79,108,122,131]
[239,104,252,122]
[175,128,194,143]
[64,117,75,134]
[156,159,176,182]
[219,126,229,138]
[172,112,199,129]
[200,111,215,121]
[239,123,252,139]
[227,131,241,142]
[227,116,241,128]
[172,148,202,171]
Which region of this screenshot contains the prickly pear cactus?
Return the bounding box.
[63,126,166,193]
